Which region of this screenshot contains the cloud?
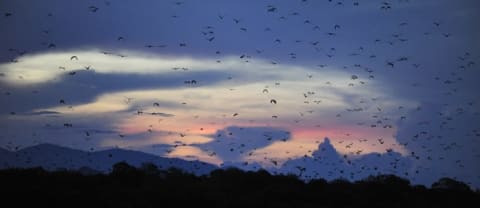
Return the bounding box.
[394,102,480,187]
[0,49,356,112]
[23,110,61,116]
[280,137,413,181]
[194,126,291,162]
[0,50,281,85]
[0,49,416,167]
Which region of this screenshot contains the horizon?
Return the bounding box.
[0,140,460,187]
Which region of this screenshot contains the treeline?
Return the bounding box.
[0,162,478,208]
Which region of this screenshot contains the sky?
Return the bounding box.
[0,0,479,187]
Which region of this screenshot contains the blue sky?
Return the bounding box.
[0,0,479,187]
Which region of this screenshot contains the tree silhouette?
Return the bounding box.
[0,162,478,208]
[432,177,471,192]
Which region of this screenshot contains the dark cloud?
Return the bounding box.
[22,110,61,116]
[394,102,480,187]
[195,126,291,161]
[280,138,413,182]
[0,69,232,114]
[2,0,477,65]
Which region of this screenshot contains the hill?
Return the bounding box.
[0,143,216,175]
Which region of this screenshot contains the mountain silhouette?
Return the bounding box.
[0,143,216,174]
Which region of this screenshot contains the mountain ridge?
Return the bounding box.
[0,143,217,175]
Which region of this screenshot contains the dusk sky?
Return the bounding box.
[0,0,479,187]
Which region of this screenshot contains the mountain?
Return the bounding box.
[0,143,217,175]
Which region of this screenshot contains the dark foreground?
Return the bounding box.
[1,162,478,208]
